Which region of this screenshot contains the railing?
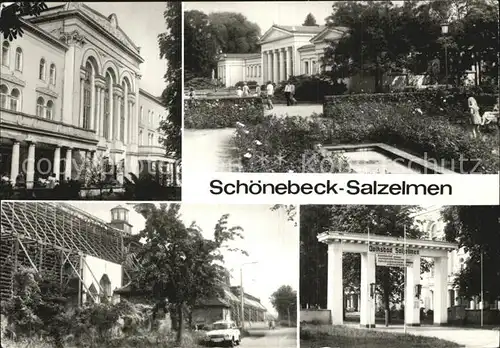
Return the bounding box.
[0,108,97,142]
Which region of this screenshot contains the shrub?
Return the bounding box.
[274,74,347,103]
[185,77,215,90]
[184,97,265,129]
[235,80,258,88]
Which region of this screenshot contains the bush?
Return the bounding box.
[232,103,499,173]
[185,77,216,90]
[184,97,265,129]
[235,80,258,89]
[274,74,347,103]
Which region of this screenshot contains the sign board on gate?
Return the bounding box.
[376,253,413,268]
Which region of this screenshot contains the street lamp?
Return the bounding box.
[240,261,258,330]
[441,22,449,89]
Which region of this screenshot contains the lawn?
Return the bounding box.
[300,324,462,348]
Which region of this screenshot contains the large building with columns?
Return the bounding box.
[217,24,347,87]
[0,3,177,188]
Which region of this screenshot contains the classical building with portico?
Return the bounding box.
[0,3,178,188]
[217,24,347,87]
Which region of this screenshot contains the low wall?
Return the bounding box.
[300,309,331,325]
[184,96,264,129]
[448,306,500,325]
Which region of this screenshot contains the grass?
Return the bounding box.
[300,324,463,348]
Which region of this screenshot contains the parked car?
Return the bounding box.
[203,320,241,347]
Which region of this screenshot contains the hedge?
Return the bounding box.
[184,96,265,129]
[233,108,499,173]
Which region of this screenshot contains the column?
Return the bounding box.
[114,94,120,140]
[286,47,291,79]
[272,50,278,83]
[10,141,20,185]
[95,87,101,135]
[99,88,105,137]
[405,254,421,326]
[79,77,85,127]
[89,76,95,130]
[108,84,114,140]
[26,142,35,189]
[433,256,448,325]
[53,146,61,181]
[360,252,376,328]
[279,48,285,82]
[134,78,140,145]
[327,243,343,325]
[123,83,128,144]
[266,51,272,83]
[64,147,72,180]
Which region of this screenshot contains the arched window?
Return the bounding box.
[140,106,143,123]
[10,89,19,111]
[39,58,46,80]
[36,97,45,117]
[1,41,9,66]
[0,85,8,108]
[82,64,92,129]
[139,129,143,145]
[49,64,56,85]
[15,47,22,71]
[99,274,111,298]
[103,73,111,139]
[46,100,54,120]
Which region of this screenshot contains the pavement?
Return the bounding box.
[239,327,297,348]
[345,322,500,348]
[264,103,323,118]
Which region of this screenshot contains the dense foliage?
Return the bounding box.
[442,206,500,304]
[274,74,347,103]
[324,0,499,91]
[184,10,260,79]
[184,97,265,129]
[159,2,182,159]
[303,13,319,26]
[233,95,499,173]
[270,285,297,324]
[0,2,48,41]
[130,203,246,343]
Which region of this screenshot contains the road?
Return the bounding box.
[239,327,297,348]
[264,103,322,118]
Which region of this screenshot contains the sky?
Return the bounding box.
[69,203,298,316]
[39,2,167,96]
[184,1,335,34]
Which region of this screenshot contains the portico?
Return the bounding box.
[319,232,458,327]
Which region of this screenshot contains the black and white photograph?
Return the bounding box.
[0,201,298,348]
[0,2,182,200]
[299,204,500,348]
[183,0,499,174]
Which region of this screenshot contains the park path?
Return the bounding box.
[264,103,323,118]
[240,327,297,348]
[184,128,241,173]
[347,323,499,348]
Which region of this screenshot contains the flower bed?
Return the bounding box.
[233,107,499,173]
[184,96,265,129]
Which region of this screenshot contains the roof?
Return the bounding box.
[274,25,325,34]
[297,44,315,51]
[111,205,129,211]
[219,53,261,60]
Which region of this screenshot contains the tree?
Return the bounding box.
[303,13,319,26]
[270,204,297,226]
[0,2,47,41]
[270,285,297,325]
[158,2,182,159]
[299,205,331,308]
[208,12,261,54]
[131,203,246,344]
[184,10,218,78]
[442,206,500,304]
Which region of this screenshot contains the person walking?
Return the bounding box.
[236,86,243,97]
[242,82,250,97]
[284,81,292,106]
[468,96,482,138]
[266,81,274,110]
[290,82,296,105]
[255,85,261,97]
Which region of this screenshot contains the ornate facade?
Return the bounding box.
[0,3,177,188]
[217,25,347,87]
